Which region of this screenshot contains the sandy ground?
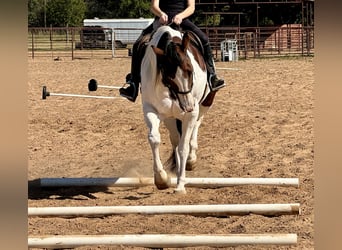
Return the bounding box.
[28,53,314,249]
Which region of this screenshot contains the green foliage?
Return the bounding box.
[28,0,45,27]
[28,0,310,28]
[46,0,86,27]
[115,0,153,18]
[84,0,117,19]
[204,14,221,26]
[83,0,152,19]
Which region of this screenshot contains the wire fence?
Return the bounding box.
[28,25,314,60]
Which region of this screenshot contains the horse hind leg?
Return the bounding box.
[186,116,203,171]
[186,157,196,171]
[165,118,196,172]
[186,138,198,171]
[164,118,181,174]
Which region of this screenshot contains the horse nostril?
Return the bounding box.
[186,106,193,112]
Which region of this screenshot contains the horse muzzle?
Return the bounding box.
[179,93,195,112]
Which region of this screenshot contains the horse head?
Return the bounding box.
[151,31,195,112]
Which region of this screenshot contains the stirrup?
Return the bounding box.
[209,74,226,91]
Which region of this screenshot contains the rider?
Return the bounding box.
[119,0,225,102]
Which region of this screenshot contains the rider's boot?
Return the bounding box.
[119,39,141,102]
[203,43,226,91]
[119,73,139,102]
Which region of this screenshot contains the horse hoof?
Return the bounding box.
[154,173,171,190]
[173,188,187,195]
[155,181,170,190]
[186,161,196,171]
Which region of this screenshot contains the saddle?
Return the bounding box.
[135,28,204,66]
[182,30,204,56]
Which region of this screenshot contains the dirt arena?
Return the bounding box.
[28,53,314,249]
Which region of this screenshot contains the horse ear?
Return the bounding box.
[151,45,165,56]
[182,32,191,51]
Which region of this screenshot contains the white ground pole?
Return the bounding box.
[36,177,299,188]
[95,85,121,89]
[46,92,124,99]
[28,203,300,217]
[216,67,240,70]
[28,234,297,248]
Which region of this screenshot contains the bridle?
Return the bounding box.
[159,39,194,99]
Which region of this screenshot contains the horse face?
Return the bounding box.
[152,36,195,112]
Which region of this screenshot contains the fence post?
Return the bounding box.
[50,25,53,59]
[31,30,34,59]
[111,28,115,58]
[71,28,74,60]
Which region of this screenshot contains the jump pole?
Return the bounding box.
[28,203,300,217]
[42,86,124,100]
[216,67,240,70]
[35,177,299,188]
[88,78,121,91]
[96,85,120,89]
[28,234,297,248]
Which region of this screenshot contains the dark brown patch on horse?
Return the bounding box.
[153,32,194,99]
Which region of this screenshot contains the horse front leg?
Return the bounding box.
[144,110,170,190]
[174,112,198,194]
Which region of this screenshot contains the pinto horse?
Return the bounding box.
[140,25,218,194]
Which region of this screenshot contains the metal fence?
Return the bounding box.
[207,24,314,60]
[28,25,314,60]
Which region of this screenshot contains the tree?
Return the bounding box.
[115,0,152,18]
[83,0,152,19]
[46,0,86,27]
[28,0,45,27]
[84,0,114,19]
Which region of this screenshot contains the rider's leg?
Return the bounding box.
[180,20,225,91]
[203,43,225,91]
[119,24,154,102]
[119,40,140,102]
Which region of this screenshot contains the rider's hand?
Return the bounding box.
[173,15,183,25]
[159,12,168,24]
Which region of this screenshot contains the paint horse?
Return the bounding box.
[140,25,218,194]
